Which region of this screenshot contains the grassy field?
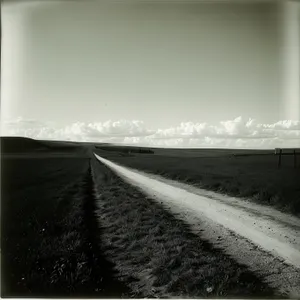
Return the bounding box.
[1,137,295,298]
[95,147,300,216]
[1,153,130,297]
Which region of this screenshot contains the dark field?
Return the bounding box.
[0,137,296,298]
[95,146,300,216]
[1,148,131,297]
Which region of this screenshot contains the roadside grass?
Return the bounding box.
[1,157,130,297]
[91,158,280,298]
[96,152,300,216]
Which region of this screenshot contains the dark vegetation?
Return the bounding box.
[91,158,279,298]
[1,152,131,297]
[95,147,300,216]
[96,145,154,154]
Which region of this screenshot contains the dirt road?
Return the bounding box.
[94,153,300,297]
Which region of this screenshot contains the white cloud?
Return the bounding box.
[1,116,300,149]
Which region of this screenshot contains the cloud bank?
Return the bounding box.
[1,116,300,149]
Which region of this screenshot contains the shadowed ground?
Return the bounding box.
[1,139,131,297]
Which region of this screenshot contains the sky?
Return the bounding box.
[1,0,300,148]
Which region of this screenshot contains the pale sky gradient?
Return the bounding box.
[1,0,299,148]
[2,0,281,125]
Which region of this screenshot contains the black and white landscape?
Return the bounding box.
[1,0,300,298]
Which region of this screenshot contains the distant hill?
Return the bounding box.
[0,137,49,153]
[0,137,82,154]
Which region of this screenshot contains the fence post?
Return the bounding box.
[278,149,282,168]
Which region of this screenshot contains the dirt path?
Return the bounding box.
[94,153,300,297]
